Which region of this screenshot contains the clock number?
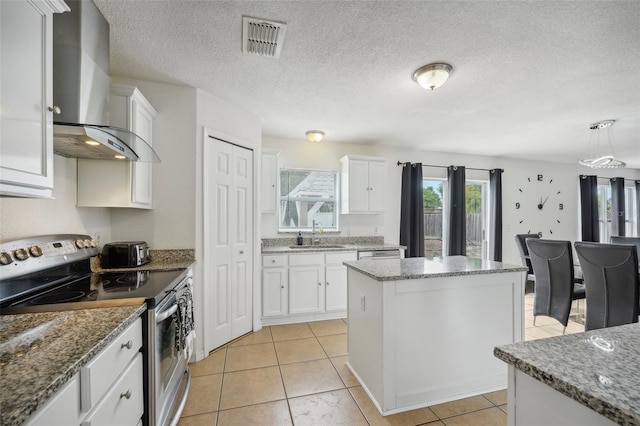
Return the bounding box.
[537,174,543,181]
[559,203,564,210]
[515,202,521,209]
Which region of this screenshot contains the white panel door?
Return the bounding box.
[231,146,253,336]
[210,139,253,349]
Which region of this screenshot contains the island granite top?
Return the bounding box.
[343,255,526,281]
[0,304,146,426]
[494,323,640,425]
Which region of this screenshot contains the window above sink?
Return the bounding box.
[279,168,338,232]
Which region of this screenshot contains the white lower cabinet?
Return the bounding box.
[24,318,143,426]
[81,353,143,426]
[262,251,356,324]
[262,265,288,317]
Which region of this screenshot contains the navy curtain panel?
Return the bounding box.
[489,169,503,261]
[447,166,466,255]
[636,180,640,235]
[399,162,425,258]
[579,175,599,242]
[610,177,625,237]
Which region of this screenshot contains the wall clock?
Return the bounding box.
[515,174,564,237]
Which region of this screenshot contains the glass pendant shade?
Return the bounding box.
[412,63,453,90]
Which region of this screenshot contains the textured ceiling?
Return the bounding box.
[94,0,640,169]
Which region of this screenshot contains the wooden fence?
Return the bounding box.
[424,213,483,242]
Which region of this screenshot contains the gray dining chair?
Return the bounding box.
[610,236,640,261]
[526,239,586,333]
[514,234,539,294]
[574,242,639,331]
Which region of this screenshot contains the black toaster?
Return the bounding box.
[101,241,151,268]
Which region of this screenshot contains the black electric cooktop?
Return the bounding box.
[0,268,186,314]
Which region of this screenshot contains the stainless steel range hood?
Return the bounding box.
[52,0,160,163]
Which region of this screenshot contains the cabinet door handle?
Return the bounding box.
[120,389,132,399]
[48,105,61,114]
[281,285,284,289]
[121,340,133,350]
[318,282,322,286]
[326,281,330,285]
[240,250,244,254]
[272,259,276,263]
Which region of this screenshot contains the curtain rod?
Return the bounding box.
[396,161,502,173]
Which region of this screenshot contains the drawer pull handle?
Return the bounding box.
[121,340,133,350]
[240,250,244,254]
[271,259,275,263]
[120,390,132,399]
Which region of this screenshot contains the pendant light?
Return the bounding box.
[578,120,626,169]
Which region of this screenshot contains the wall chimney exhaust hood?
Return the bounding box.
[52,0,160,163]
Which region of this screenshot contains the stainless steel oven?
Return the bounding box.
[0,234,193,426]
[148,273,192,426]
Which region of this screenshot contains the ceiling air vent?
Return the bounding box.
[242,16,287,58]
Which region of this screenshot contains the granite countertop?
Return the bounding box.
[261,236,405,254]
[0,304,146,426]
[91,248,195,272]
[343,255,527,281]
[494,323,640,425]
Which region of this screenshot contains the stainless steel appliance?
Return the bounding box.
[52,0,160,163]
[357,249,402,260]
[101,241,151,268]
[0,234,192,426]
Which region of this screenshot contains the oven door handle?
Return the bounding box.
[156,303,179,323]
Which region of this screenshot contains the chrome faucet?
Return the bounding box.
[311,220,319,246]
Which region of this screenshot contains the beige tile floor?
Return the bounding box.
[179,296,584,426]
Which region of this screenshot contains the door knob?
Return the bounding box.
[48,106,61,114]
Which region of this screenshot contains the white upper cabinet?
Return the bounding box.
[77,85,158,208]
[340,155,387,213]
[261,149,279,213]
[0,0,68,198]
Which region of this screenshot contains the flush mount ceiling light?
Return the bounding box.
[578,120,626,169]
[306,130,325,142]
[412,63,453,91]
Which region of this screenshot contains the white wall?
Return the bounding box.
[262,136,640,266]
[0,155,112,242]
[109,78,198,249]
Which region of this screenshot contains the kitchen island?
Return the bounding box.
[495,323,640,425]
[343,256,526,416]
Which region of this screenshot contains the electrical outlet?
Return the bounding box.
[360,293,366,311]
[374,226,379,235]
